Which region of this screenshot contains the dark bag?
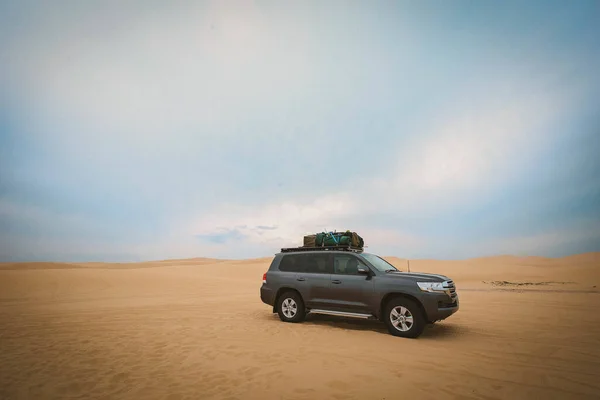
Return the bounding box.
[303,234,316,247]
[350,231,364,247]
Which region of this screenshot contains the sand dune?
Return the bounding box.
[385,252,600,290]
[1,253,599,399]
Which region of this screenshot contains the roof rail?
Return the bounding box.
[280,245,364,254]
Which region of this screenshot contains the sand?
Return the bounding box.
[1,253,599,400]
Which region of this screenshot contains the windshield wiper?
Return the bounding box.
[384,269,397,273]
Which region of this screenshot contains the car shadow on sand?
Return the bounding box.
[296,313,470,340]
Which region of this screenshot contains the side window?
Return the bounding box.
[278,255,306,273]
[304,253,333,274]
[334,254,366,275]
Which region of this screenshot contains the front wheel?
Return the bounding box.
[276,291,305,323]
[384,298,425,338]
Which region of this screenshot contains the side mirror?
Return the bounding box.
[357,266,370,275]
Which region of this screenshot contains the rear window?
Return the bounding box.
[278,253,332,273]
[279,254,305,272]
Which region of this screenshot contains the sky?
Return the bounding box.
[1,0,599,262]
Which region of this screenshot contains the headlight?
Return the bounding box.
[417,282,445,292]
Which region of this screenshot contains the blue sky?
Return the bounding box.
[1,0,599,262]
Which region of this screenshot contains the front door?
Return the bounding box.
[328,253,374,313]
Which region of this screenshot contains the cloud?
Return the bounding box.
[185,68,580,244]
[370,77,578,213]
[189,193,358,247]
[196,228,246,244]
[0,199,107,239]
[256,225,278,231]
[2,1,319,145]
[474,220,600,258]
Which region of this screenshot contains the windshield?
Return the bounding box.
[359,253,399,272]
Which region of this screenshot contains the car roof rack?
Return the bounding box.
[280,245,364,254]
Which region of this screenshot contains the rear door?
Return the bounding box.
[328,253,374,313]
[276,253,305,290]
[293,252,334,309]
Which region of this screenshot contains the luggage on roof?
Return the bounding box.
[303,230,364,249]
[281,245,363,253]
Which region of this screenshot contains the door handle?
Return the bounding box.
[296,277,306,281]
[332,280,342,284]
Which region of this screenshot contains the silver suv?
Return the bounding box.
[260,247,459,338]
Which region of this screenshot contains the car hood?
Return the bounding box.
[384,271,451,282]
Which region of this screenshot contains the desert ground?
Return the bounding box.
[1,252,599,400]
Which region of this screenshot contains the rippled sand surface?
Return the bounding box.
[1,253,599,399]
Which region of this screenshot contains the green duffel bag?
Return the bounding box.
[323,233,351,246]
[339,235,351,245]
[323,235,337,246]
[315,232,326,246]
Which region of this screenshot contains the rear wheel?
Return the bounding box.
[384,297,425,338]
[277,291,306,323]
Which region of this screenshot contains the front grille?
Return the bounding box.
[445,280,458,299]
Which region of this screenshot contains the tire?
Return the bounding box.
[383,297,425,338]
[276,291,306,323]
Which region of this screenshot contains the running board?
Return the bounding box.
[309,309,375,319]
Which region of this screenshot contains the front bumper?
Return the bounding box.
[421,292,459,322]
